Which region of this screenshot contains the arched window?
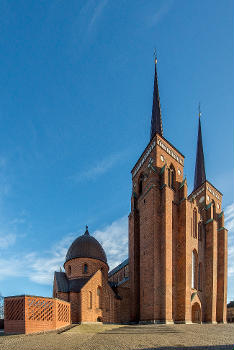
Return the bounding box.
[83,263,88,274]
[168,164,175,189]
[193,209,197,238]
[88,291,92,309]
[138,174,144,195]
[192,250,198,289]
[97,286,102,309]
[198,263,202,291]
[198,222,203,241]
[68,265,71,276]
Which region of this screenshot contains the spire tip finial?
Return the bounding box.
[153,48,157,64]
[198,102,201,118]
[85,225,89,235]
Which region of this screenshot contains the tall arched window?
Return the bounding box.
[68,265,71,276]
[88,291,92,309]
[198,263,202,291]
[97,286,102,309]
[168,164,175,189]
[138,174,144,195]
[198,222,203,241]
[83,263,88,274]
[193,209,197,238]
[192,250,198,289]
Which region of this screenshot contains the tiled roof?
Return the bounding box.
[54,272,89,293]
[227,301,234,308]
[108,258,129,277]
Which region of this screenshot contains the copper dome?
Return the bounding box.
[65,227,107,264]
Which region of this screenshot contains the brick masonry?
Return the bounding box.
[129,133,227,324]
[4,296,70,334]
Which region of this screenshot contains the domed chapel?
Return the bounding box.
[53,60,228,324]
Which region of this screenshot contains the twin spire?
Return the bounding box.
[149,56,206,192]
[150,57,163,139]
[193,108,206,191]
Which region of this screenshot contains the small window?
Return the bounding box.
[83,263,88,274]
[97,286,102,309]
[68,265,71,276]
[88,291,92,309]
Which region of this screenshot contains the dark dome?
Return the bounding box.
[65,227,107,264]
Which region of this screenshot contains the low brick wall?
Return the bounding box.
[4,295,70,334]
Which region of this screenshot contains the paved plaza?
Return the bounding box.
[0,323,234,350]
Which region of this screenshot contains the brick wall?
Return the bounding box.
[64,257,108,280]
[4,296,70,335]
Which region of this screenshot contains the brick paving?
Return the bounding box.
[0,323,233,350]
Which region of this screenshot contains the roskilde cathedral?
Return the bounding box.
[53,60,228,324]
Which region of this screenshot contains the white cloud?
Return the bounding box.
[88,0,108,33]
[225,203,234,277]
[72,150,128,182]
[94,215,128,270]
[225,203,234,231]
[147,0,174,27]
[0,215,128,287]
[0,233,16,249]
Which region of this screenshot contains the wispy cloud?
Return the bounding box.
[225,203,234,277]
[94,215,128,270]
[0,215,128,287]
[147,0,174,27]
[87,0,108,34]
[71,150,128,182]
[0,233,16,249]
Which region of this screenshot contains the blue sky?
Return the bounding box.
[0,0,233,302]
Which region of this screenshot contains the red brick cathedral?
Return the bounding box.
[53,61,227,324]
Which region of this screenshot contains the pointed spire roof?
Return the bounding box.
[150,56,163,140]
[194,108,206,191]
[84,225,89,235]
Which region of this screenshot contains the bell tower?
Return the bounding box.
[129,58,228,323]
[129,58,185,323]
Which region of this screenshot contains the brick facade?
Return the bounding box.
[129,133,228,324]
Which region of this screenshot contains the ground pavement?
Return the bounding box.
[0,323,233,350]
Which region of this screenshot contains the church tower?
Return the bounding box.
[128,59,227,323]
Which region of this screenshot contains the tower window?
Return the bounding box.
[198,222,203,241]
[192,250,198,289]
[83,263,88,274]
[168,164,175,189]
[138,174,144,195]
[193,209,197,238]
[68,265,71,276]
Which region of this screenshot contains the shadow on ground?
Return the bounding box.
[101,325,181,334]
[127,346,234,350]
